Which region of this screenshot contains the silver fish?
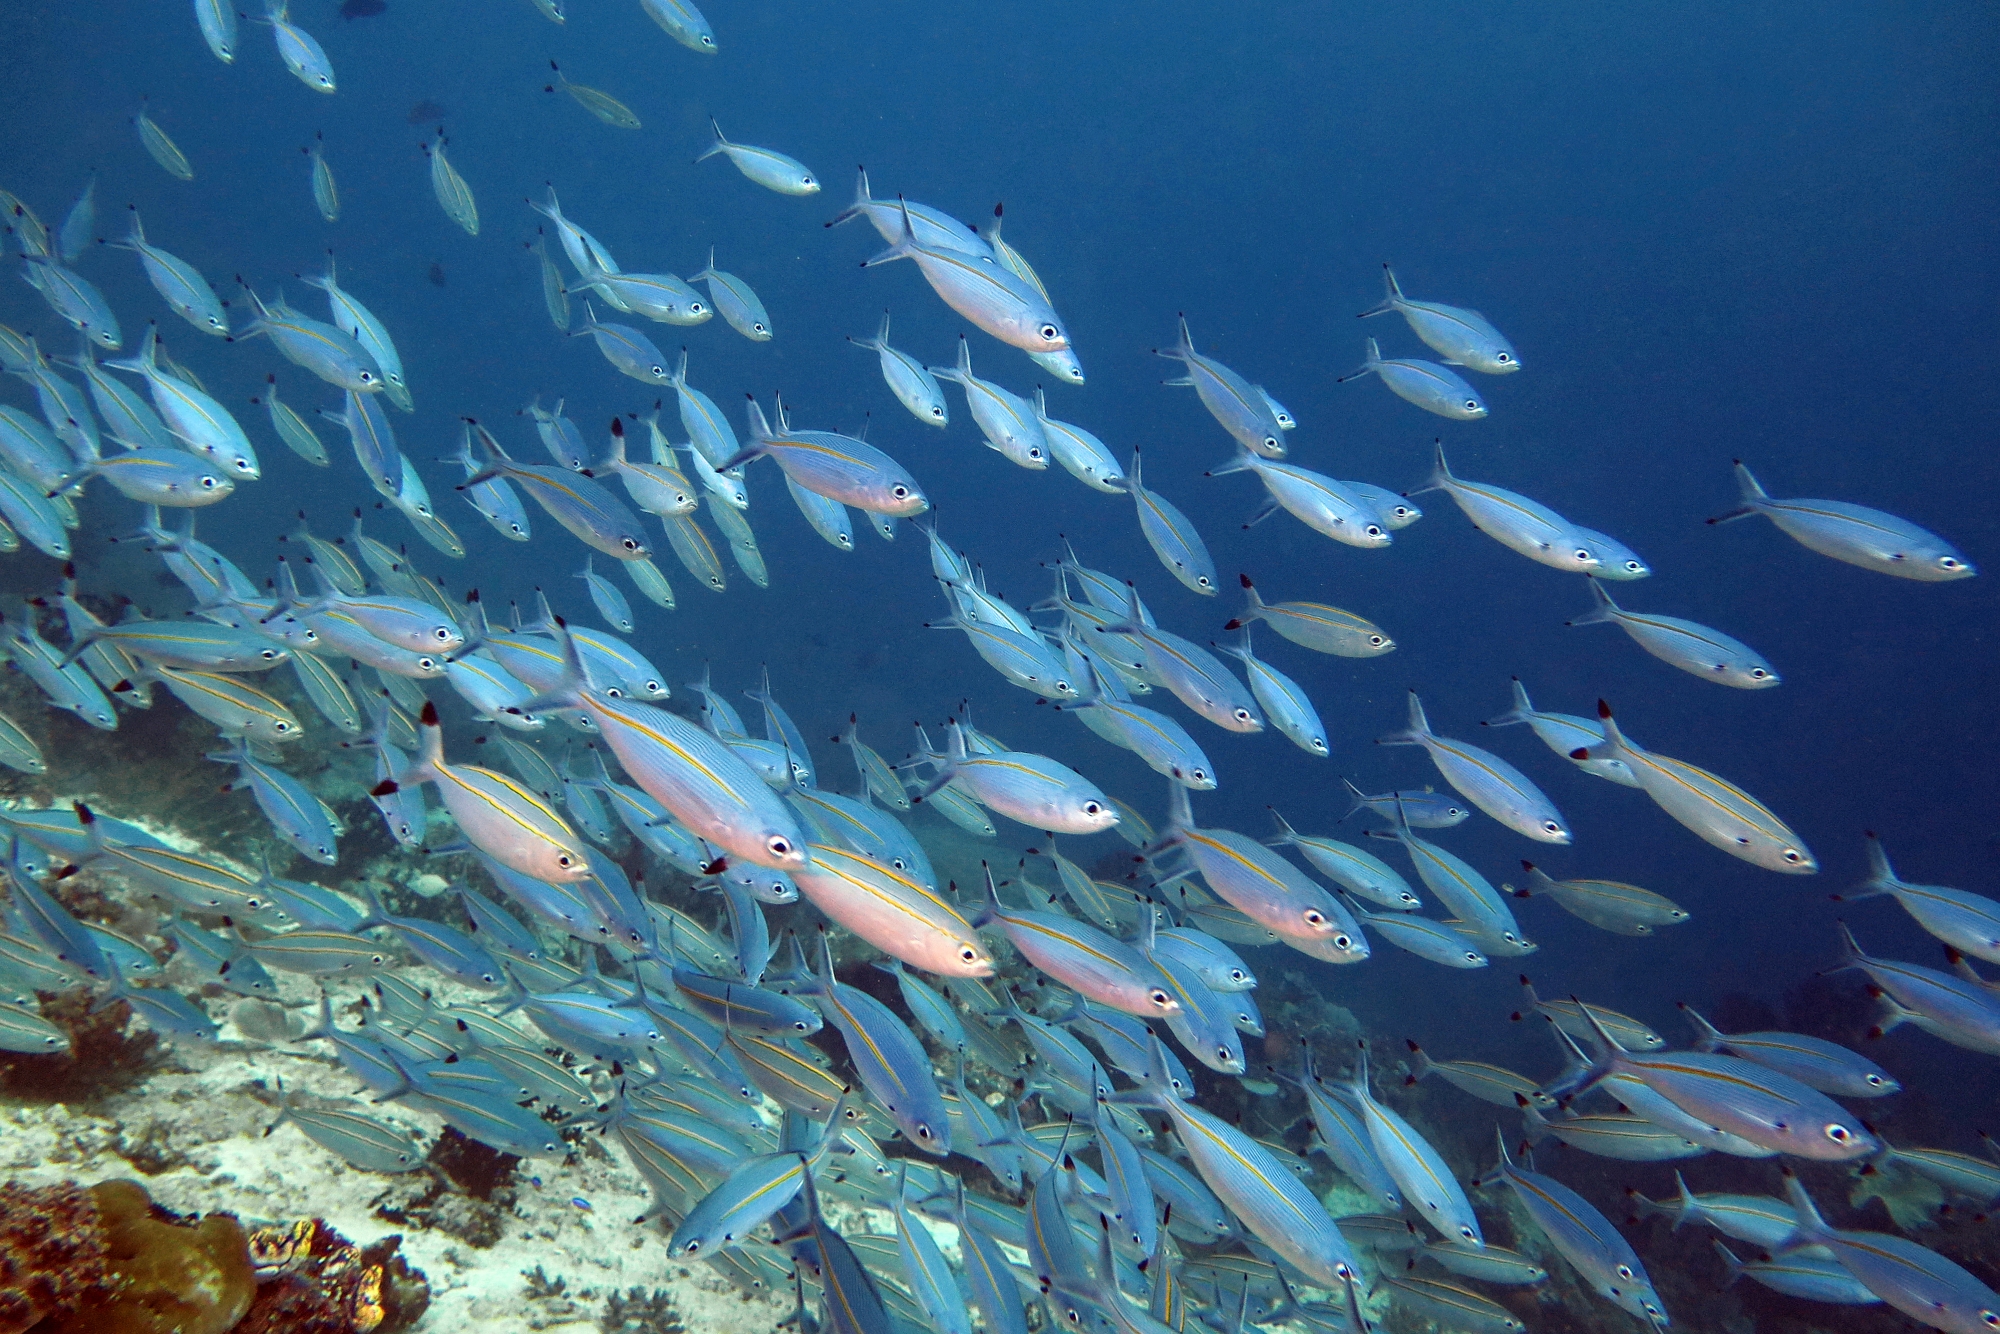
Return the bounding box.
[1413,441,1596,572]
[696,118,817,194]
[1710,459,1974,580]
[689,248,771,340]
[1228,574,1392,657]
[111,210,228,337]
[1154,315,1287,458]
[1359,265,1520,374]
[1337,337,1487,418]
[1122,449,1216,594]
[1568,578,1779,689]
[864,199,1071,355]
[1378,691,1569,843]
[1481,677,1638,786]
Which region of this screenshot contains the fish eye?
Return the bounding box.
[1039,324,1059,342]
[958,944,980,964]
[1465,400,1480,410]
[1940,556,1963,569]
[1865,1074,1886,1087]
[1303,909,1326,928]
[754,324,767,334]
[1366,526,1384,538]
[432,627,452,641]
[201,476,219,489]
[1229,969,1247,983]
[1082,801,1102,816]
[1616,1265,1634,1280]
[930,407,944,418]
[418,656,439,670]
[1497,352,1512,363]
[892,485,909,499]
[1464,951,1483,962]
[1192,769,1208,782]
[768,835,794,857]
[557,854,575,867]
[681,1240,702,1255]
[1198,576,1213,589]
[1368,635,1385,646]
[691,303,707,315]
[1459,1227,1477,1242]
[916,1124,933,1141]
[1750,667,1770,679]
[1824,1123,1853,1142]
[1264,436,1278,450]
[1333,934,1353,950]
[1149,989,1172,1008]
[1542,821,1562,835]
[273,720,292,732]
[1783,849,1804,863]
[1232,708,1251,723]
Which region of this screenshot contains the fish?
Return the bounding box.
[1206,448,1391,548]
[828,168,991,256]
[697,118,817,194]
[1412,441,1597,571]
[546,61,640,128]
[306,132,339,221]
[373,701,589,882]
[1571,701,1815,873]
[530,232,569,331]
[1378,692,1569,843]
[1116,1034,1357,1290]
[238,289,383,394]
[1677,1002,1897,1096]
[1482,1130,1669,1329]
[928,336,1047,469]
[1839,831,2000,963]
[1776,1172,2000,1331]
[1368,816,1528,949]
[725,398,927,517]
[1158,787,1350,944]
[863,198,1071,355]
[1709,459,1974,579]
[424,134,479,235]
[848,310,947,427]
[135,101,195,180]
[1154,315,1287,458]
[1267,811,1420,910]
[1555,1003,1876,1161]
[1514,863,1688,937]
[463,421,650,559]
[689,248,770,340]
[261,0,335,92]
[595,418,694,517]
[268,1092,422,1174]
[193,0,237,60]
[1568,578,1779,688]
[1227,574,1393,657]
[22,257,121,349]
[211,742,339,864]
[1713,1240,1881,1306]
[568,259,710,326]
[640,0,716,52]
[1032,389,1124,493]
[1214,627,1326,757]
[303,257,410,411]
[973,866,1171,1018]
[576,555,634,633]
[109,210,226,338]
[1065,652,1217,788]
[1337,336,1488,418]
[1377,1274,1525,1334]
[1340,780,1469,828]
[1480,677,1639,786]
[916,726,1115,836]
[1827,922,2000,1056]
[1404,1042,1545,1106]
[1358,264,1520,373]
[795,935,951,1155]
[1120,450,1217,595]
[1346,1041,1482,1243]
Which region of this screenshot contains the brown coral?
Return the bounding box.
[0,1180,111,1334]
[45,1179,254,1334]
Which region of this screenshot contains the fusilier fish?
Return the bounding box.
[1338,336,1488,418]
[696,119,817,194]
[1569,578,1779,689]
[1359,264,1520,373]
[1710,460,1974,580]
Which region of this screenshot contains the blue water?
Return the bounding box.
[3,0,1997,1319]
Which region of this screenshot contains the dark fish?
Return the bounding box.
[427,261,446,287]
[340,0,386,18]
[406,99,446,125]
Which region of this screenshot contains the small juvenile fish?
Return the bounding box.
[689,248,770,340]
[1842,831,2000,963]
[261,0,336,91]
[136,101,195,180]
[1337,336,1487,419]
[1378,691,1569,843]
[1568,578,1778,689]
[1122,449,1216,595]
[531,231,568,332]
[1711,458,1974,580]
[306,132,339,221]
[929,336,1047,469]
[1227,574,1392,657]
[697,118,817,194]
[546,61,640,128]
[1340,779,1469,828]
[24,257,121,349]
[1359,264,1520,374]
[425,134,479,235]
[1154,314,1287,458]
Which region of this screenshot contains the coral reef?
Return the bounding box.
[600,1285,686,1334]
[45,1178,254,1334]
[0,1181,109,1334]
